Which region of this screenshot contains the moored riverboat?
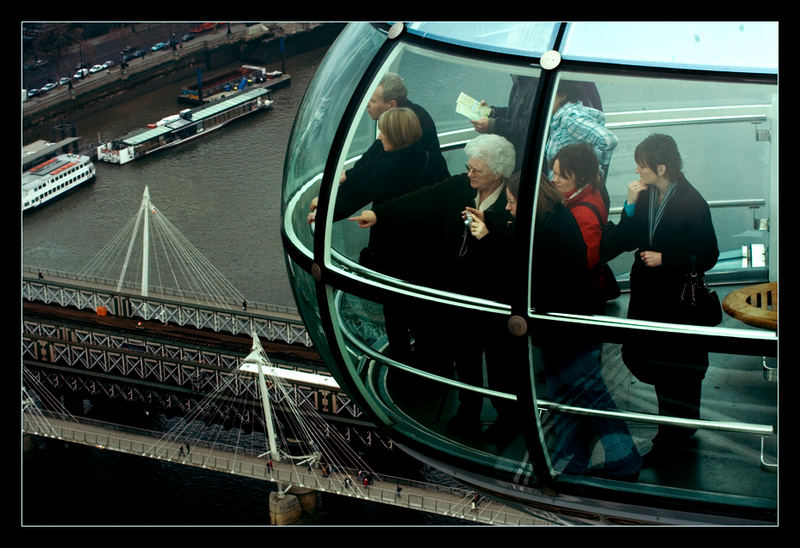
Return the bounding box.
[23,153,96,211]
[178,65,289,105]
[97,87,273,165]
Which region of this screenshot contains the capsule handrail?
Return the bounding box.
[609,198,767,216]
[536,400,775,437]
[332,290,776,440]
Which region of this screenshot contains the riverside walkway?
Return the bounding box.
[23,410,551,526]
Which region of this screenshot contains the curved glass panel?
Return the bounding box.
[281,21,778,523]
[282,23,385,256]
[327,286,537,485]
[406,21,559,58]
[525,67,777,507]
[306,36,544,477]
[562,22,778,73]
[327,40,541,303]
[531,69,778,318]
[529,335,776,507]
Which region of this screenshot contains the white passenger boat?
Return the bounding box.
[22,153,96,212]
[97,86,273,165]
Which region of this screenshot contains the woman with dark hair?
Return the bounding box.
[504,174,641,480]
[604,133,719,466]
[545,79,618,189]
[551,142,611,312]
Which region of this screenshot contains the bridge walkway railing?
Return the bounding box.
[22,267,313,347]
[22,410,549,526]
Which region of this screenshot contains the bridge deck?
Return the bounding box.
[23,411,549,526]
[24,268,302,322]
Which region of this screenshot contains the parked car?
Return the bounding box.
[58,76,70,86]
[41,82,57,92]
[102,60,116,69]
[151,42,168,51]
[122,50,146,63]
[73,68,89,79]
[181,33,195,42]
[27,88,41,98]
[89,64,105,73]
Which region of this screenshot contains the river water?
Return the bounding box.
[21,45,473,527]
[22,49,317,310]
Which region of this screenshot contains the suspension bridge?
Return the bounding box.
[23,332,551,525]
[22,186,553,525]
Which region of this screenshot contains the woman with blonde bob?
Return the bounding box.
[377,106,422,151]
[334,107,449,272]
[334,107,449,364]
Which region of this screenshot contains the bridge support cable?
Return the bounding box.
[78,186,247,308]
[114,331,381,496]
[22,331,380,503]
[22,366,80,439]
[237,332,379,495]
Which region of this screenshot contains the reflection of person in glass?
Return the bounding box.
[506,175,642,481]
[333,107,449,364]
[350,135,515,436]
[604,134,719,467]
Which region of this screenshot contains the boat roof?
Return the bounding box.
[23,154,90,189]
[119,87,271,146]
[22,138,81,170]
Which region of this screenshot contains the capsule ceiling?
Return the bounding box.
[405,22,778,73]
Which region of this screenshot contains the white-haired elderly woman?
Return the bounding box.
[351,134,517,438]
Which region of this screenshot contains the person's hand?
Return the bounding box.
[307,196,319,224]
[640,250,662,267]
[469,215,489,240]
[463,207,484,223]
[349,210,377,228]
[471,117,490,134]
[627,181,647,205]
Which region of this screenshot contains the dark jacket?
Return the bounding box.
[344,100,442,186]
[373,173,512,298]
[334,139,450,279]
[605,176,719,325]
[489,76,539,170]
[531,203,592,314]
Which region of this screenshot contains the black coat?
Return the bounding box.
[344,100,442,186]
[531,203,592,314]
[606,177,719,324]
[605,177,719,377]
[489,76,539,170]
[334,140,450,279]
[373,173,513,299]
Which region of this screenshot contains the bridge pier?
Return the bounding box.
[269,487,319,525]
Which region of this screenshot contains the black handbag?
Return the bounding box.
[678,265,722,327]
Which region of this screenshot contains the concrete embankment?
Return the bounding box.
[22,23,345,144]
